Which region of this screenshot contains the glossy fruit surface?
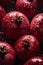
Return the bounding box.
[30,13,43,43]
[16,0,37,18]
[0,42,16,65]
[15,35,40,60]
[24,56,43,65]
[2,11,30,40]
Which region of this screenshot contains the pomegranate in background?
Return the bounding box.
[0,6,6,24]
[16,0,37,18]
[30,13,43,43]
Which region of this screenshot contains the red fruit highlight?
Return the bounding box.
[24,56,43,65]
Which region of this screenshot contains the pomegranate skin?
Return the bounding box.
[30,13,43,43]
[0,0,11,6]
[14,35,40,61]
[16,0,37,18]
[0,6,6,24]
[0,42,16,65]
[24,56,43,65]
[2,11,30,40]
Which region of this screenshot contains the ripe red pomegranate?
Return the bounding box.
[24,56,43,65]
[16,0,37,18]
[0,0,11,6]
[14,35,40,61]
[2,11,30,40]
[0,42,16,65]
[30,13,43,43]
[0,6,6,24]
